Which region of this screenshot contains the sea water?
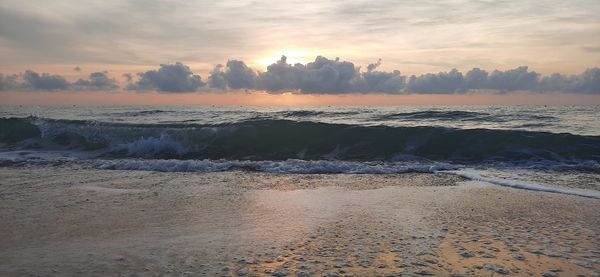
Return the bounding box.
[1,105,599,197]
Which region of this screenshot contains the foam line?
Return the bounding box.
[95,159,439,174]
[438,170,600,199]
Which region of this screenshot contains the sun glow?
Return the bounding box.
[255,49,318,69]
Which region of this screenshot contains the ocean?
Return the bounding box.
[1,105,599,197]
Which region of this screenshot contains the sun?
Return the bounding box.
[256,49,317,69]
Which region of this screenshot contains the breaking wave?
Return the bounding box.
[1,117,599,166]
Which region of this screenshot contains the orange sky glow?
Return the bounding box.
[2,91,599,106]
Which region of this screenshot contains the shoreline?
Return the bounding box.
[1,167,599,276]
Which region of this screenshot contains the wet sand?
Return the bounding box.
[0,167,599,276]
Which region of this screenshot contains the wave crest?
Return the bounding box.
[1,117,599,164]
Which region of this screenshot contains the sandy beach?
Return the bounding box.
[2,0,600,275]
[0,167,598,276]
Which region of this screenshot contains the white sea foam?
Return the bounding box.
[111,133,189,158]
[0,150,94,165]
[1,145,598,200]
[95,159,600,199]
[439,169,600,199]
[95,159,453,174]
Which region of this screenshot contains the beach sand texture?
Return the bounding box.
[1,167,599,276]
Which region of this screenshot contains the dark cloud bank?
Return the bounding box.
[1,71,118,91]
[2,56,599,94]
[126,62,205,92]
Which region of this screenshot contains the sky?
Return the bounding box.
[0,0,599,105]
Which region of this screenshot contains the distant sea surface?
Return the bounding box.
[1,105,599,196]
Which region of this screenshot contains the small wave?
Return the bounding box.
[377,111,559,124]
[514,123,554,128]
[278,110,327,117]
[275,110,363,117]
[518,114,558,121]
[104,109,171,117]
[381,111,489,120]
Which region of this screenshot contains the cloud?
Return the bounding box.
[209,60,257,90]
[354,69,405,93]
[539,68,600,94]
[366,59,382,72]
[1,1,599,72]
[464,68,489,89]
[487,66,539,91]
[405,69,465,94]
[210,56,363,94]
[207,64,227,89]
[73,72,118,90]
[538,73,576,92]
[293,56,358,93]
[127,63,206,92]
[74,66,82,72]
[576,68,600,94]
[0,2,243,66]
[254,56,360,94]
[207,56,598,94]
[254,56,303,92]
[0,73,19,91]
[1,70,119,92]
[22,70,70,90]
[462,66,541,92]
[1,57,598,95]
